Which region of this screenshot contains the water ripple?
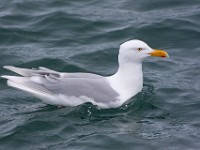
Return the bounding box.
[1,0,200,149]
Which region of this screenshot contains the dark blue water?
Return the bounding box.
[0,0,200,149]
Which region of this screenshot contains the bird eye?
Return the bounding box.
[137,48,143,51]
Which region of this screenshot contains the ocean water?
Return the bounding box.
[0,0,200,149]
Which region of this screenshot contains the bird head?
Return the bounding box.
[119,40,169,63]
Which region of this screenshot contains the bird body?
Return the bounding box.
[2,40,169,108]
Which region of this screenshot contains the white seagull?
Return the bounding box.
[2,40,169,109]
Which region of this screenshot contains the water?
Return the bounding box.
[0,0,200,149]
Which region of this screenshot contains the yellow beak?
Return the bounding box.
[149,49,169,58]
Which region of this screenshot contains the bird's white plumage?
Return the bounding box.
[2,40,167,108]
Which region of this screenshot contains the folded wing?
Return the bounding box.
[2,66,119,108]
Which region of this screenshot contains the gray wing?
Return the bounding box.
[2,66,119,104]
[34,74,119,103]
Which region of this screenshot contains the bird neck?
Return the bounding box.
[117,61,143,79]
[107,60,143,103]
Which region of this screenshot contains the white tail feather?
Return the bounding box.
[7,80,59,105]
[1,75,29,82]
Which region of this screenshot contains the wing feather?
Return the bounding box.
[2,66,120,106]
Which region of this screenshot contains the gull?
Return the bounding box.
[2,40,169,109]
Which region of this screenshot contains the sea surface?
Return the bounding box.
[0,0,200,149]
